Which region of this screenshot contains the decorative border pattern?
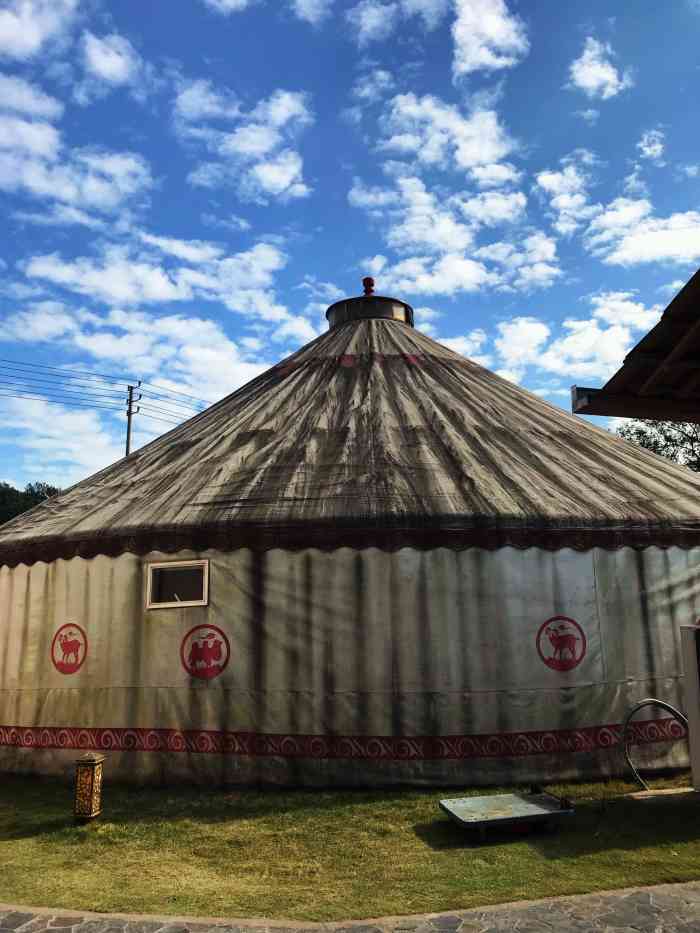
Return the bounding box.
[4,519,700,568]
[0,717,686,760]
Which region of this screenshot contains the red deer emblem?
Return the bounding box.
[180,625,230,680]
[51,624,88,675]
[536,616,586,672]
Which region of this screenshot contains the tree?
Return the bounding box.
[616,420,700,472]
[0,482,61,526]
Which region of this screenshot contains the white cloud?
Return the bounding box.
[0,146,153,214]
[452,0,529,80]
[0,397,124,488]
[350,165,555,295]
[576,108,599,125]
[495,316,550,374]
[139,233,225,263]
[201,211,252,232]
[177,85,314,203]
[12,204,106,229]
[76,31,158,105]
[680,164,700,178]
[0,300,81,342]
[82,31,140,85]
[352,68,395,103]
[348,178,401,211]
[388,177,476,254]
[347,0,400,46]
[400,0,449,29]
[637,128,665,164]
[381,93,514,170]
[0,114,60,158]
[220,123,281,158]
[493,290,663,384]
[363,253,497,296]
[587,201,700,266]
[535,151,600,236]
[568,37,633,100]
[588,290,662,330]
[26,248,191,306]
[202,0,257,12]
[658,279,686,295]
[475,231,561,290]
[469,161,521,188]
[440,328,488,357]
[623,162,648,197]
[584,196,652,256]
[291,0,334,23]
[253,88,314,129]
[242,149,311,201]
[20,238,312,348]
[0,72,63,118]
[453,189,527,226]
[0,0,78,60]
[344,0,448,45]
[174,78,240,122]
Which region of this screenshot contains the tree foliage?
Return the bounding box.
[0,482,61,526]
[616,420,700,472]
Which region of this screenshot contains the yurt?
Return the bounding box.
[1,285,700,786]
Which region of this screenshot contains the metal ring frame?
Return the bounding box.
[621,698,689,790]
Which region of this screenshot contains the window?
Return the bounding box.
[146,560,209,609]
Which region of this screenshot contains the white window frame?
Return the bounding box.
[146,559,209,610]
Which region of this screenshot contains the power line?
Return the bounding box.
[0,366,125,394]
[138,412,183,428]
[0,376,126,402]
[0,390,124,413]
[0,357,133,385]
[0,358,215,455]
[0,359,213,408]
[0,359,128,385]
[139,379,213,406]
[139,401,199,420]
[138,393,203,415]
[140,393,206,413]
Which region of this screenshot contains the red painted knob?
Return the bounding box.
[362,276,375,296]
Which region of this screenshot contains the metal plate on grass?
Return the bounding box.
[439,792,574,834]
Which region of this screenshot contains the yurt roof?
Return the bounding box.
[3,288,700,566]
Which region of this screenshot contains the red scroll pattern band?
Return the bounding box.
[0,718,686,760]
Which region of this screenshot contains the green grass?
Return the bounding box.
[0,772,698,921]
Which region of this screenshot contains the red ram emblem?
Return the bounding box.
[536,616,587,672]
[51,624,88,675]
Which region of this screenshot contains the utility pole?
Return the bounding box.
[125,381,142,456]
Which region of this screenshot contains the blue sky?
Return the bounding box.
[1,0,699,488]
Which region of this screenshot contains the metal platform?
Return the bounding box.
[439,790,574,839]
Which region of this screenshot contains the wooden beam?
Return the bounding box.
[571,386,700,423]
[639,316,700,395]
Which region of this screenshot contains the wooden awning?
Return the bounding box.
[572,269,700,424]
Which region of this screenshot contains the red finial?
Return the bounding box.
[362,276,375,296]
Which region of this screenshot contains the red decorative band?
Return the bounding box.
[0,718,686,760]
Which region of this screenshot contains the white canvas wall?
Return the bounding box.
[0,546,695,785]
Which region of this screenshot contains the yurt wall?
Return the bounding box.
[0,545,695,785]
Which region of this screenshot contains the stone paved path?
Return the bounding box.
[2,882,700,933]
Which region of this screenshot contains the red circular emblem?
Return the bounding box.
[536,616,587,672]
[180,625,230,680]
[51,624,88,675]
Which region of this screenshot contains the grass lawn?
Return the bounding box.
[0,771,698,922]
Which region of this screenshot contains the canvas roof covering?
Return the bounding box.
[3,295,700,566]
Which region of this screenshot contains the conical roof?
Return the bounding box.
[3,289,700,566]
